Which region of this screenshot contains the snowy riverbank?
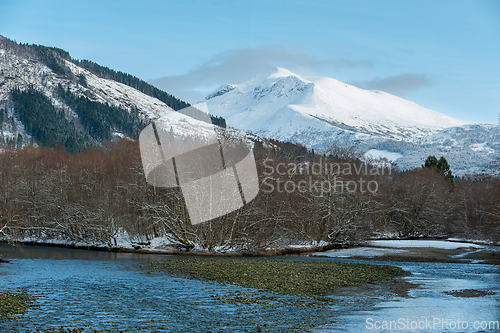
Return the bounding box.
[2,236,498,262]
[313,239,500,264]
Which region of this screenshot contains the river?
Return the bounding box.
[0,244,499,332]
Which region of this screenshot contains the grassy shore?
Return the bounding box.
[146,258,409,308]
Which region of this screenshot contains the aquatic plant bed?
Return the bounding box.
[146,258,408,308]
[444,289,496,298]
[0,290,37,320]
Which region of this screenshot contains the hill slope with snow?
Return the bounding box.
[206,67,470,141]
[205,68,499,176]
[0,36,214,147]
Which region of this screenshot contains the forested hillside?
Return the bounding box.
[71,59,226,127]
[12,40,189,112]
[1,138,498,251]
[0,36,226,151]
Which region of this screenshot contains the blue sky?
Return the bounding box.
[1,0,499,124]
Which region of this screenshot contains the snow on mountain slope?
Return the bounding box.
[364,149,403,162]
[359,123,500,176]
[413,123,500,148]
[63,61,175,120]
[205,68,500,176]
[205,67,471,142]
[0,43,174,121]
[0,36,213,143]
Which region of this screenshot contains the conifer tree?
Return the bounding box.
[424,155,454,188]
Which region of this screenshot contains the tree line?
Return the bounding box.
[72,59,190,112]
[0,137,498,252]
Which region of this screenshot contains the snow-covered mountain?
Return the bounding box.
[206,67,470,140]
[205,68,500,176]
[0,35,213,148]
[1,34,497,176]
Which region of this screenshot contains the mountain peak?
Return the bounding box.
[268,67,301,79]
[206,68,471,140]
[204,68,499,176]
[205,84,236,100]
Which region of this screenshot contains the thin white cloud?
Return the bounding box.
[349,73,432,96]
[149,45,372,103]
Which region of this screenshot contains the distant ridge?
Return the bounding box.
[205,68,500,176]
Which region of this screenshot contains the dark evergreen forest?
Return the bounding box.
[11,88,94,152]
[57,85,145,141]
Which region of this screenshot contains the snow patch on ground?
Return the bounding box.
[313,247,408,258]
[471,142,495,154]
[363,149,403,162]
[313,239,485,258]
[3,232,178,252]
[368,240,484,249]
[10,236,114,249]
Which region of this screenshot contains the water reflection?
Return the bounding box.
[0,243,163,261]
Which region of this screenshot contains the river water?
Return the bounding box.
[0,244,499,332]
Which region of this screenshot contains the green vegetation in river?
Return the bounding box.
[146,258,409,307]
[0,289,37,320]
[444,289,496,298]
